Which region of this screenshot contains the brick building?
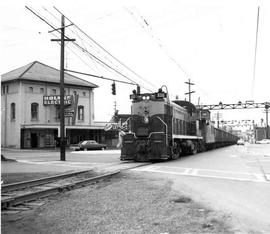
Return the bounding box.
[1,61,113,148]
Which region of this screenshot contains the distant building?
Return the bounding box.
[231,130,242,138]
[254,126,270,141]
[1,61,113,148]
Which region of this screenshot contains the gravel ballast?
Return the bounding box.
[2,171,233,234]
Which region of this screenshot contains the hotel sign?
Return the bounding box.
[43,95,72,105]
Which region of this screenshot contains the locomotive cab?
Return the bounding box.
[121,89,170,161]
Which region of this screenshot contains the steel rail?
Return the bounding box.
[1,170,92,193]
[1,163,152,210]
[1,171,120,209]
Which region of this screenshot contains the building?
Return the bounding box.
[254,126,270,141]
[1,61,114,149]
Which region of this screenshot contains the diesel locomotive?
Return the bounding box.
[120,87,238,161]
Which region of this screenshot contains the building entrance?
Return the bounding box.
[31,133,38,148]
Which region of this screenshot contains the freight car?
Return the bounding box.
[120,87,238,161]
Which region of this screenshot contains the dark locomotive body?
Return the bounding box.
[120,88,238,161]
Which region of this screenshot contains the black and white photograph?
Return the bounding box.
[1,0,270,233]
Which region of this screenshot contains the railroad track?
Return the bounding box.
[1,162,151,211]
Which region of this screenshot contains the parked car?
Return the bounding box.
[237,139,245,145]
[256,139,270,144]
[78,140,107,150]
[69,141,83,151]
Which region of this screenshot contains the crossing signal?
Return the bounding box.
[111,82,116,95]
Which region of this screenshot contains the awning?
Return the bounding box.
[21,124,106,130]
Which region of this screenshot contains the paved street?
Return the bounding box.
[134,144,270,232]
[134,144,270,182]
[2,144,270,232]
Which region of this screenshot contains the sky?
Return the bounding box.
[1,0,269,125]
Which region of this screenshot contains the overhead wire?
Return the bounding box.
[36,8,102,75]
[125,7,219,103]
[53,6,157,91]
[43,7,108,75]
[125,7,190,78]
[26,6,146,88]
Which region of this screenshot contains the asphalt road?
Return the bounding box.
[134,144,270,233]
[2,144,270,232]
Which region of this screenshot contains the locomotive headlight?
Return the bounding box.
[144,116,149,124]
[130,94,136,99]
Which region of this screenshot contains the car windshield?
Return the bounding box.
[82,140,97,144]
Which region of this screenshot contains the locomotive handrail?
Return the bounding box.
[148,132,166,138]
[154,116,168,147]
[123,116,137,139]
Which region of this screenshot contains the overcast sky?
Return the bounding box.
[1,0,269,124]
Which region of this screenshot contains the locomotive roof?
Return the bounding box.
[173,100,197,114]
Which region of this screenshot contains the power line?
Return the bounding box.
[251,6,260,99]
[130,8,224,104]
[25,6,143,88]
[53,7,157,90]
[65,69,136,85]
[125,7,190,78]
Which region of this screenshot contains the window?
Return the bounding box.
[82,92,86,97]
[55,106,60,121]
[31,102,39,120]
[29,87,33,93]
[11,103,15,120]
[40,88,44,93]
[78,105,84,121]
[2,85,9,94]
[52,89,56,94]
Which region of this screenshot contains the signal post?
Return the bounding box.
[51,15,75,161]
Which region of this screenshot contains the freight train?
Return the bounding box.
[120,87,238,161]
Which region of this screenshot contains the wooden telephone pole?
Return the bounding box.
[185,79,195,103]
[265,103,269,139]
[51,15,75,161]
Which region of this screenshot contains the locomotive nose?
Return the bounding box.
[135,140,149,161]
[136,141,148,153]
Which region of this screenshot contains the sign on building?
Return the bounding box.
[43,95,73,105]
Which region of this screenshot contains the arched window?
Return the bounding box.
[31,102,39,120]
[78,105,84,121]
[11,103,15,120]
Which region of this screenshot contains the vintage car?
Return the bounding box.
[237,139,245,145]
[256,139,270,144]
[78,140,107,150]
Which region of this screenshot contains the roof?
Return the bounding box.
[1,61,98,88]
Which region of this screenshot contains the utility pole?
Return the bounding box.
[51,15,75,161]
[265,103,269,139]
[185,79,195,103]
[251,6,260,98]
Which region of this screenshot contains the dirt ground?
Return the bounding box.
[1,171,234,234]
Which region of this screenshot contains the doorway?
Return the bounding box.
[31,133,38,148]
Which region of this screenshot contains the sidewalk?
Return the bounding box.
[1,148,121,184]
